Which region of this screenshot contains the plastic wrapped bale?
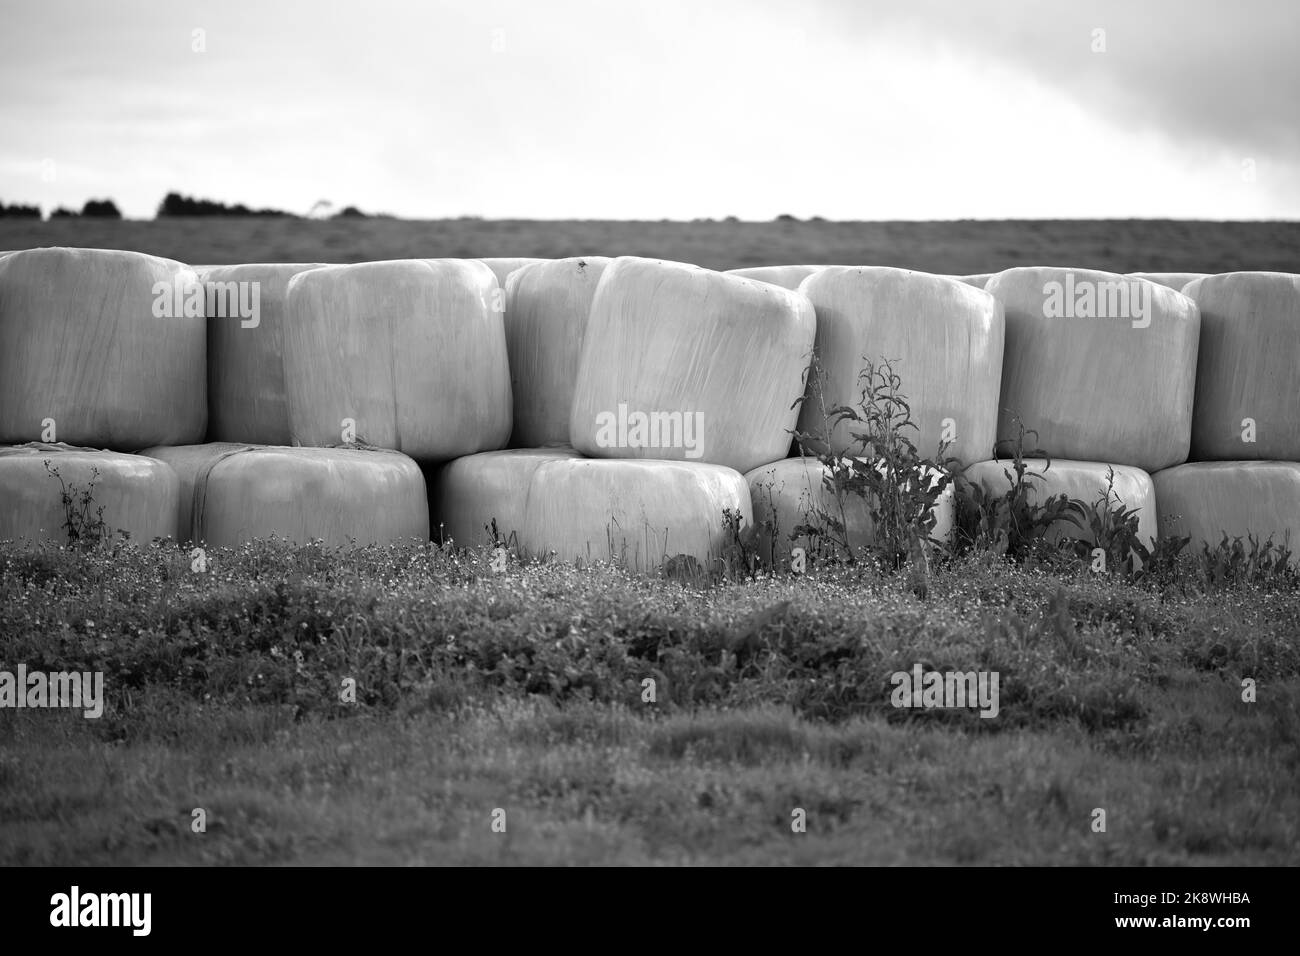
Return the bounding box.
[430,446,581,549]
[745,456,954,565]
[204,263,327,444]
[137,442,258,541]
[1127,272,1208,292]
[0,442,179,543]
[986,267,1199,472]
[504,258,612,447]
[519,458,752,570]
[138,443,428,547]
[570,257,815,474]
[954,274,995,289]
[0,248,206,449]
[724,265,828,290]
[478,257,545,288]
[963,458,1158,549]
[1152,461,1300,557]
[283,259,512,462]
[795,267,1004,465]
[1182,272,1300,461]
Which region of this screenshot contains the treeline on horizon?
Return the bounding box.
[0,193,378,221]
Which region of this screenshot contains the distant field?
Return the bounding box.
[3,217,1299,273]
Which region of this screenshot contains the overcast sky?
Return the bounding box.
[1,0,1296,220]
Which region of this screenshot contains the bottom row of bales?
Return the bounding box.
[2,442,1299,566]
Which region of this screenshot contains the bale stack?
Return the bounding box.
[5,241,1298,567]
[0,248,203,545]
[431,256,815,567]
[1146,273,1300,556]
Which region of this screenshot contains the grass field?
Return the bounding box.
[2,217,1298,865]
[2,540,1298,865]
[3,216,1300,274]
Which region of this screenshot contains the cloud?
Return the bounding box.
[821,0,1300,157]
[0,0,1295,218]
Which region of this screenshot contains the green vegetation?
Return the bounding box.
[2,534,1297,864]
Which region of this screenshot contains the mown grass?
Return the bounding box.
[2,539,1297,865]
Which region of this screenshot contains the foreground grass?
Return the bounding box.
[1,540,1298,864]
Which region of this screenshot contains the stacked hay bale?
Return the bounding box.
[435,257,813,567]
[7,242,1297,568]
[1150,273,1300,555]
[0,248,202,544]
[964,267,1201,555]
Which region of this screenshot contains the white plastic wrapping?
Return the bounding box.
[504,257,611,446]
[283,259,512,462]
[796,266,1004,465]
[1182,272,1300,461]
[986,267,1199,472]
[520,458,752,569]
[204,263,327,444]
[138,443,428,547]
[0,442,179,543]
[1152,461,1300,555]
[0,248,206,449]
[430,446,580,548]
[570,257,815,474]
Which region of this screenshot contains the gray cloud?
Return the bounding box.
[822,0,1300,157]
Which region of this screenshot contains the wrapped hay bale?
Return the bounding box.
[138,443,428,547]
[283,259,512,462]
[520,457,752,569]
[986,267,1199,472]
[796,267,1004,465]
[504,257,611,447]
[1182,272,1300,461]
[1152,461,1300,557]
[570,257,815,474]
[0,442,178,543]
[204,263,327,444]
[0,247,206,449]
[430,446,580,548]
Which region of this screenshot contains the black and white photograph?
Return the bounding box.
[0,0,1294,925]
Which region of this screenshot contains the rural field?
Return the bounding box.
[2,218,1299,867]
[4,216,1300,274]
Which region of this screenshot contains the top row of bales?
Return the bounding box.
[1,248,1297,472]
